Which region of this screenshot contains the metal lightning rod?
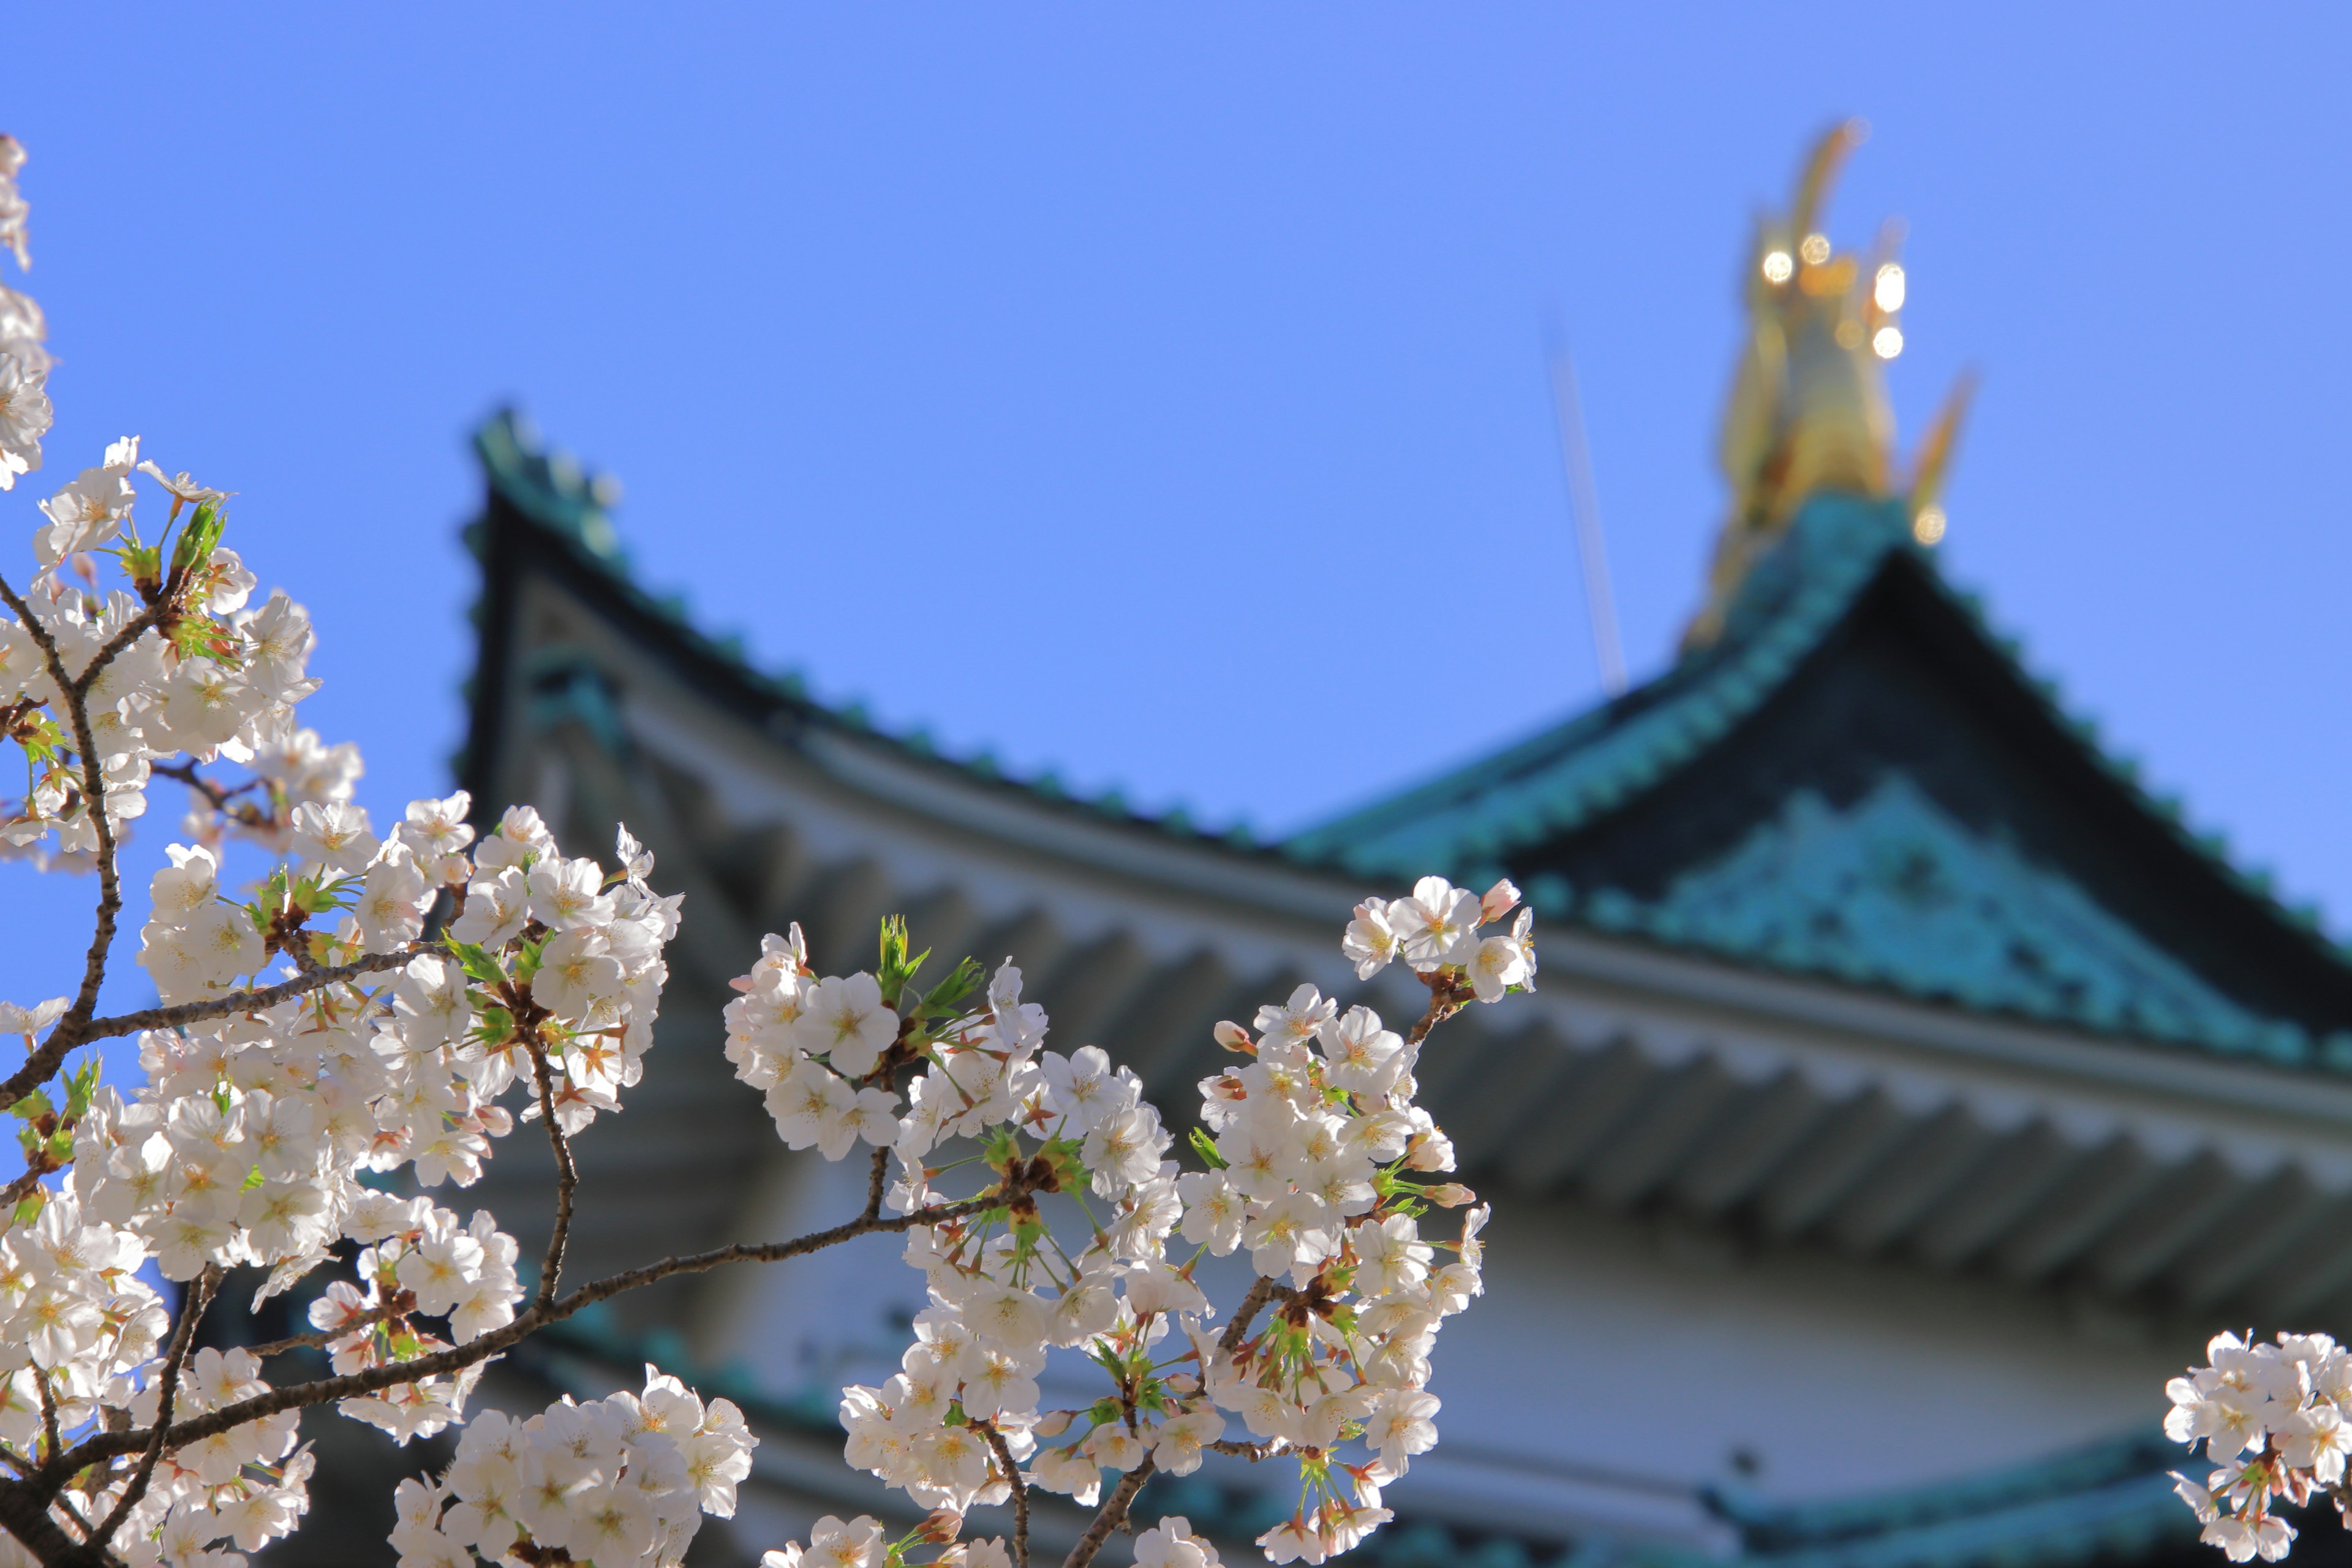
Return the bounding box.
[1545,334,1628,696]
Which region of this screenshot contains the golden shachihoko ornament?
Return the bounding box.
[1689,119,1973,650]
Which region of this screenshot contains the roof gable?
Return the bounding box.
[1293,494,2352,1062]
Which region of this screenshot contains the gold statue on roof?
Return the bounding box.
[1686,120,1972,649]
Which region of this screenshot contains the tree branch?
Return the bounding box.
[865,1145,889,1222]
[33,1373,58,1471]
[973,1419,1029,1568]
[1405,973,1472,1047]
[243,1292,412,1360]
[1220,1276,1281,1353]
[88,1265,218,1557]
[1207,1439,1275,1461]
[46,1189,1003,1477]
[524,1037,579,1310]
[0,573,149,1110]
[1063,1457,1153,1568]
[69,948,418,1046]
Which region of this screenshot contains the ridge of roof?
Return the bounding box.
[464,409,1280,860]
[464,410,2352,1066]
[1284,490,2352,1066]
[1284,495,1914,883]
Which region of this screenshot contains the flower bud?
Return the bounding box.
[914,1508,964,1545]
[1213,1020,1256,1055]
[1033,1409,1074,1438]
[1479,878,1521,924]
[1425,1183,1477,1208]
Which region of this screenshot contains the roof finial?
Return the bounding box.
[1685,121,1972,650]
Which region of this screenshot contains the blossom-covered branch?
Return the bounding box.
[0,129,1537,1568]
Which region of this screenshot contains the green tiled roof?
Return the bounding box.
[466,409,1275,853]
[469,411,2352,1069]
[1287,491,2352,1066]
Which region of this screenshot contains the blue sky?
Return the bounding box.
[4,4,2350,1028]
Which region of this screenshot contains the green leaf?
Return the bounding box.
[171,500,226,574]
[64,1058,100,1120]
[445,938,505,986]
[1188,1127,1228,1170]
[875,915,931,1008]
[9,1088,50,1122]
[513,933,549,984]
[917,957,984,1020]
[12,1191,43,1226]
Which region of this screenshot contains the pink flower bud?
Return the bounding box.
[1213,1020,1257,1055]
[914,1509,965,1545]
[1480,878,1521,924]
[1425,1183,1477,1208]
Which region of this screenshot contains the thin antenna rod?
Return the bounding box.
[1546,337,1629,696]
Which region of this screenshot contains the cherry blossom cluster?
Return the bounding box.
[0,797,685,1562]
[0,442,326,871]
[0,127,1529,1568]
[0,1188,168,1457]
[0,137,45,495]
[91,1345,310,1568]
[735,879,1532,1567]
[383,1365,756,1568]
[2165,1330,2352,1561]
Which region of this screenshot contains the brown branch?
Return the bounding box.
[2,1167,45,1212]
[1405,973,1472,1047]
[1220,1277,1281,1353]
[1063,1457,1154,1568]
[973,1419,1029,1568]
[89,1264,219,1557]
[34,1371,58,1469]
[0,573,151,1112]
[524,1037,578,1310]
[48,1189,1003,1477]
[1207,1439,1275,1461]
[150,760,227,813]
[865,1145,889,1221]
[68,948,417,1047]
[243,1292,413,1360]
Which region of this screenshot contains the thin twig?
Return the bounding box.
[0,574,158,1112]
[525,1036,578,1310]
[89,1264,219,1555]
[1405,973,1472,1047]
[243,1294,412,1360]
[973,1419,1030,1568]
[2,1167,46,1213]
[1207,1438,1275,1461]
[1063,1457,1155,1568]
[865,1145,889,1221]
[151,761,264,815]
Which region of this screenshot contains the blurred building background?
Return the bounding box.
[255,134,2352,1568]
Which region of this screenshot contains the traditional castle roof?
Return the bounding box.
[1290,491,2352,1069]
[453,407,2352,1568]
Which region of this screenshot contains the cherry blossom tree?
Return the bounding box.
[0,138,1535,1568]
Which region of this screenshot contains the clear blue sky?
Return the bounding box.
[5,4,2350,1025]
